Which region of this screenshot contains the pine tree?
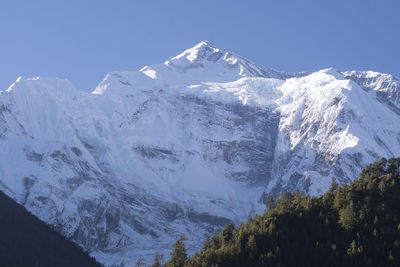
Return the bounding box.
[338,203,356,230]
[167,234,188,267]
[152,251,161,267]
[247,234,257,263]
[201,236,211,251]
[135,257,144,267]
[221,224,235,246]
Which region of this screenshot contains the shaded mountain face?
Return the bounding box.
[0,189,102,267]
[0,41,399,265]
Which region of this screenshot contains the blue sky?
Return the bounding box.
[0,0,399,91]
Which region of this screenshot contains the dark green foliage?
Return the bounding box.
[0,190,102,267]
[166,234,188,267]
[163,157,400,267]
[135,257,144,266]
[153,252,162,267]
[220,224,235,246]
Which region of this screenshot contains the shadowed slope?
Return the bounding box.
[0,190,102,267]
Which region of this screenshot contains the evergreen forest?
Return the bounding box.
[158,157,400,267]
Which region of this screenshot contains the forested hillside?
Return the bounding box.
[0,190,102,267]
[162,157,400,267]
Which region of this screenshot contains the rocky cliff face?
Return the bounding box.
[0,42,399,265]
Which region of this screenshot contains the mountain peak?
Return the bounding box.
[163,41,291,80]
[193,40,216,49]
[168,40,220,64]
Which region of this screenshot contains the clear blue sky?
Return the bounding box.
[1,0,399,91]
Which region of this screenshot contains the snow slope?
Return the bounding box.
[0,42,399,265]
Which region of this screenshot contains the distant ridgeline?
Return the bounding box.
[159,157,400,267]
[0,190,102,267]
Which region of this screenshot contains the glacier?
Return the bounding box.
[0,41,399,265]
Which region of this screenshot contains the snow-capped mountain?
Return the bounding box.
[0,41,399,265]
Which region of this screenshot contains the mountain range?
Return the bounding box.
[0,41,399,265]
